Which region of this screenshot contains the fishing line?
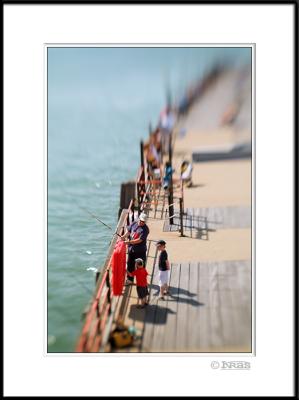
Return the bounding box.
[79,206,122,238]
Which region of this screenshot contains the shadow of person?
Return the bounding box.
[148,283,160,296]
[166,286,197,297]
[185,183,205,189]
[128,303,176,324]
[167,295,205,307]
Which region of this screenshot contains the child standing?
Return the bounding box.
[127,258,149,308]
[156,240,170,300]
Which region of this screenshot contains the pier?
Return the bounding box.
[76,65,252,353]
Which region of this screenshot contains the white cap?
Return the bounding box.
[139,212,147,222]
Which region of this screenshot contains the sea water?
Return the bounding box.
[48,47,251,352]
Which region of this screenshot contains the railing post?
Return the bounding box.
[137,181,141,215]
[179,197,184,237]
[131,199,135,223]
[182,179,184,211]
[140,140,144,170]
[126,206,130,226]
[139,140,146,215]
[137,182,140,214]
[126,198,135,226]
[168,132,174,225]
[106,269,111,315]
[153,181,157,213]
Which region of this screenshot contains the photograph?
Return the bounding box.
[47,46,253,353]
[4,2,296,397]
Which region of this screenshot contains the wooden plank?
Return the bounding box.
[186,262,201,351]
[235,260,251,300]
[232,260,251,349]
[149,237,175,351]
[215,260,251,351]
[208,262,224,349]
[197,261,212,350]
[234,303,251,349]
[159,262,180,352]
[140,254,160,352]
[218,260,238,349]
[149,291,169,351]
[113,258,252,352]
[175,263,190,351]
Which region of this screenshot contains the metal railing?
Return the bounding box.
[75,207,132,352]
[76,124,186,352]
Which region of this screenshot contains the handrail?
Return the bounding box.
[126,198,135,226]
[76,209,129,352]
[76,134,164,352]
[76,157,185,352]
[76,101,189,352]
[74,65,225,352]
[135,165,143,183]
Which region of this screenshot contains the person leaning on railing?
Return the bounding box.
[158,106,176,154]
[145,134,161,181]
[121,212,150,285]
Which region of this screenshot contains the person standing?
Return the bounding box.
[163,161,174,190]
[180,160,193,188]
[121,212,149,284]
[127,258,149,308]
[156,240,170,299]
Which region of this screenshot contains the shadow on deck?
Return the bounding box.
[108,258,251,353]
[163,205,251,240]
[139,260,251,352]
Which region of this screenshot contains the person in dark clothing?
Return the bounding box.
[156,239,170,299]
[121,212,149,284]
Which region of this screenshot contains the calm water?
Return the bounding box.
[47,47,251,352]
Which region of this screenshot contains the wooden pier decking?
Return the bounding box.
[104,68,252,353]
[77,66,252,353]
[106,192,251,353]
[142,260,251,352]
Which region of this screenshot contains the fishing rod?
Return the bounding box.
[80,206,122,238]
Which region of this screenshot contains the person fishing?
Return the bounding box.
[121,212,150,285]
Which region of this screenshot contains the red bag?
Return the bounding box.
[111,240,126,295]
